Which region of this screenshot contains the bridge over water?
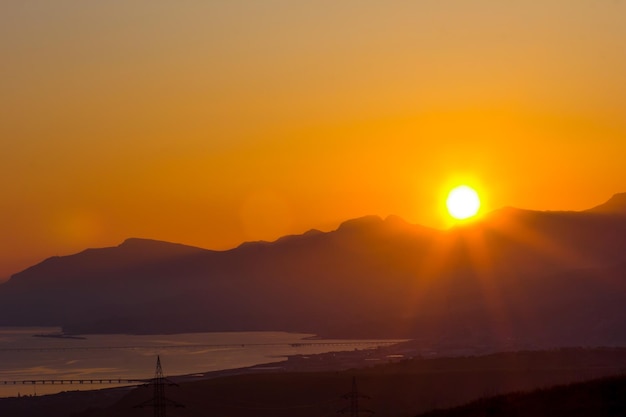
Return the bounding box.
[1,378,147,386]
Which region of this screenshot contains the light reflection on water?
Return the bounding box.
[0,327,400,397]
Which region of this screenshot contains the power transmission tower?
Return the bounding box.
[338,376,374,417]
[134,356,184,417]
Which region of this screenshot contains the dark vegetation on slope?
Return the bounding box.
[417,374,626,417]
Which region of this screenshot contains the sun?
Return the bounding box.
[446,185,481,220]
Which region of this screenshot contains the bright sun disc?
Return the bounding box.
[446,185,481,220]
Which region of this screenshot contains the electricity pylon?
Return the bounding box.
[134,356,184,417]
[338,376,374,417]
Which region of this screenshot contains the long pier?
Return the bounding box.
[1,378,147,386]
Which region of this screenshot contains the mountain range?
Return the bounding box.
[1,193,626,348]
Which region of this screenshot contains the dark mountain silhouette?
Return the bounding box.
[586,191,626,215]
[1,194,626,347]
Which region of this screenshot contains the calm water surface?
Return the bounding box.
[0,327,400,397]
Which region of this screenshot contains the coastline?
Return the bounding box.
[172,338,410,384]
[0,328,406,399]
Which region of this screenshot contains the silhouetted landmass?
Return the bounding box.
[586,192,626,215]
[1,193,626,348]
[3,348,626,417]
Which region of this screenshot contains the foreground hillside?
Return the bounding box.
[3,348,626,417]
[417,374,626,417]
[1,193,626,347]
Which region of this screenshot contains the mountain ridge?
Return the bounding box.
[9,193,623,283]
[586,192,626,214]
[1,193,626,346]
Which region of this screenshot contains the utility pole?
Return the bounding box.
[338,376,374,417]
[134,356,184,417]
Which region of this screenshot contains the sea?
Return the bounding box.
[0,327,401,398]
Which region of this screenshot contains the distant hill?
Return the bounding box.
[586,191,626,215]
[1,193,626,347]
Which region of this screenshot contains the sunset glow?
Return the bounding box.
[446,186,481,220]
[1,1,626,280]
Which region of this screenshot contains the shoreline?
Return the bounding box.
[0,338,409,399]
[171,338,412,384]
[0,329,408,400]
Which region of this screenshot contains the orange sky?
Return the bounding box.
[1,1,625,280]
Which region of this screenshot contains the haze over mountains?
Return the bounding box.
[1,194,626,348]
